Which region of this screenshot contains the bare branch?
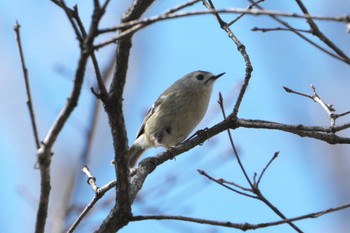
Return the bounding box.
[131,214,257,230]
[96,0,156,232]
[256,152,279,187]
[130,202,350,230]
[236,118,350,144]
[294,0,350,63]
[14,21,40,150]
[164,0,201,15]
[198,149,301,232]
[205,0,254,187]
[67,178,117,233]
[227,0,265,26]
[218,93,253,187]
[33,1,108,232]
[90,53,108,101]
[99,9,350,34]
[129,114,350,196]
[283,86,314,100]
[283,85,350,130]
[220,179,252,192]
[95,8,349,50]
[248,0,350,65]
[252,26,311,33]
[198,170,257,199]
[335,110,350,119]
[17,1,350,232]
[52,0,84,43]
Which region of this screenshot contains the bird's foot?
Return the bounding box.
[185,128,210,145]
[165,146,177,161]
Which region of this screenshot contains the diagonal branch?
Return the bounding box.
[294,0,350,63]
[218,93,253,188]
[201,0,253,118]
[256,151,279,187]
[249,0,350,65]
[283,85,350,130]
[67,167,117,233]
[129,115,350,202]
[14,22,40,150]
[198,170,257,199]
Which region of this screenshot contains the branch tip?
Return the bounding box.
[282,86,292,93]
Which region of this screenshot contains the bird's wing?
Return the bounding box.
[135,93,168,139]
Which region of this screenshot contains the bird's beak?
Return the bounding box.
[213,72,225,80]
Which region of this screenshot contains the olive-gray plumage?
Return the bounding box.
[129,70,225,167]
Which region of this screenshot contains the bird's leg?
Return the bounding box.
[184,127,210,144]
[197,127,210,145]
[164,145,177,161]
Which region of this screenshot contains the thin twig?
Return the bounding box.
[131,201,350,230]
[164,0,201,15]
[90,53,108,101]
[284,85,344,129]
[236,118,350,144]
[67,197,100,233]
[95,8,350,50]
[252,26,311,34]
[14,22,40,149]
[283,86,313,100]
[335,110,350,119]
[198,170,257,199]
[294,0,350,63]
[248,0,349,65]
[53,0,83,43]
[67,179,117,233]
[217,93,253,187]
[62,2,113,229]
[14,22,51,233]
[220,179,252,192]
[256,151,279,187]
[204,3,253,118]
[99,9,350,34]
[70,5,107,100]
[228,0,265,26]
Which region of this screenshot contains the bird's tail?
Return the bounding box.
[129,144,146,168]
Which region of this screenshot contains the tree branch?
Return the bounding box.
[236,118,350,144]
[14,22,40,149]
[95,8,350,50]
[248,0,350,65]
[294,0,350,63]
[96,0,156,232]
[198,170,257,199]
[129,113,350,202]
[33,1,107,232]
[202,0,253,118]
[130,201,350,230]
[67,167,117,233]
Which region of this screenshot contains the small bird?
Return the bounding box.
[129,70,225,167]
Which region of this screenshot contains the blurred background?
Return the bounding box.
[1,0,350,232]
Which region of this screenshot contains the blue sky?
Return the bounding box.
[1,0,350,232]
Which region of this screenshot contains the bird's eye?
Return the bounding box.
[196,74,204,81]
